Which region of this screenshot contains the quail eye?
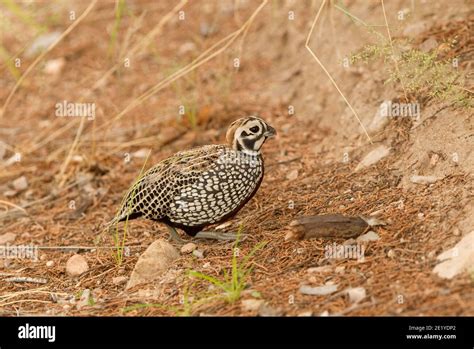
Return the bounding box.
[249,126,260,133]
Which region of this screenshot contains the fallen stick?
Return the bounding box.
[285,214,385,241]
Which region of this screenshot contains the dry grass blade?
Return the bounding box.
[57,116,86,187]
[0,0,99,118]
[0,199,28,214]
[305,0,372,144]
[100,0,269,130]
[90,0,188,93]
[380,0,408,102]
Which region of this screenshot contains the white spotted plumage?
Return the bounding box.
[112,116,276,237]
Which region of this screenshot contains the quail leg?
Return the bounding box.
[166,225,186,244]
[194,231,243,241]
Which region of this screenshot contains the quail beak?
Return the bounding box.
[264,126,277,138]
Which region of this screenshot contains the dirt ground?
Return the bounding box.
[0,0,473,316]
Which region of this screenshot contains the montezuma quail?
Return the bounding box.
[110,116,276,241]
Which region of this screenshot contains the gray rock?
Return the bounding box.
[357,231,380,242]
[355,146,390,172]
[26,31,62,57]
[410,175,439,185]
[241,299,264,312]
[0,232,17,244]
[299,284,338,296]
[346,287,366,303]
[12,176,28,191]
[368,100,391,133]
[112,276,128,285]
[181,242,197,254]
[126,239,179,289]
[433,231,474,279]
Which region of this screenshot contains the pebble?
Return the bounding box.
[307,266,332,273]
[410,175,439,185]
[355,145,390,172]
[112,276,128,285]
[241,299,264,312]
[180,242,197,254]
[12,176,28,191]
[66,254,89,277]
[299,284,338,296]
[357,231,380,243]
[0,232,17,245]
[346,287,366,303]
[286,169,299,181]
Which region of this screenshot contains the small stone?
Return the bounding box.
[12,176,28,191]
[25,31,61,57]
[368,100,391,133]
[355,145,390,172]
[66,254,89,277]
[297,311,313,317]
[181,242,197,254]
[46,260,55,268]
[433,231,474,279]
[357,231,380,243]
[72,155,83,163]
[299,284,338,296]
[429,153,440,167]
[0,232,17,244]
[112,276,128,285]
[192,249,204,259]
[77,289,92,309]
[241,299,264,312]
[307,266,332,273]
[419,37,438,52]
[132,148,150,159]
[3,190,17,197]
[178,41,197,55]
[387,249,396,258]
[410,175,439,185]
[286,169,299,181]
[320,310,329,316]
[44,57,65,75]
[346,287,366,303]
[258,303,283,316]
[200,22,215,37]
